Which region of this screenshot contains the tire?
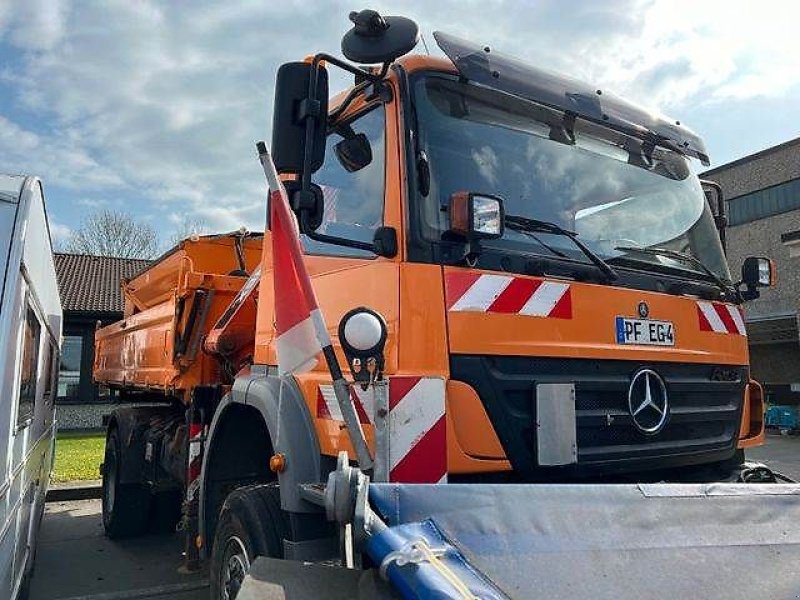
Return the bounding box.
[102,428,152,539]
[209,483,289,600]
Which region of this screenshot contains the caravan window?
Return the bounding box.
[43,340,58,401]
[17,306,41,428]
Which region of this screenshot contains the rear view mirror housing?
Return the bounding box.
[271,62,329,175]
[334,133,372,172]
[741,256,776,289]
[448,192,505,240]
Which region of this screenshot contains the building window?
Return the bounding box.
[58,334,83,402]
[727,177,800,226]
[17,306,41,428]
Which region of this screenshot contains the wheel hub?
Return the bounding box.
[220,536,250,600]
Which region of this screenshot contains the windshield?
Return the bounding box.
[413,75,731,282]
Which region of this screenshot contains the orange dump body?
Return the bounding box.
[94,233,263,403]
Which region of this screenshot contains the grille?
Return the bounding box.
[450,356,746,476]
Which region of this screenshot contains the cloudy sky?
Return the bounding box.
[1,0,799,252]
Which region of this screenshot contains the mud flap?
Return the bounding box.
[238,557,398,600]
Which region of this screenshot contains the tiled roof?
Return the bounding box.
[54,253,151,314]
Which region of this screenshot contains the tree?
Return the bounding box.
[65,210,159,259]
[168,218,209,248]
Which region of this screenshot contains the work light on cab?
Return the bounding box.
[449,192,505,239]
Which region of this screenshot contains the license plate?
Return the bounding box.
[615,317,675,346]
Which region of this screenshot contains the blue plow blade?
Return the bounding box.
[366,482,800,600]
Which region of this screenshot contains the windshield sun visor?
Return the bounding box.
[433,31,710,166]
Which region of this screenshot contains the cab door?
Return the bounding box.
[259,93,404,458]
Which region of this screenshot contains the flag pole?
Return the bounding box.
[257,141,373,472]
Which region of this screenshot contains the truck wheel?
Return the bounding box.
[209,483,289,600]
[102,428,151,538]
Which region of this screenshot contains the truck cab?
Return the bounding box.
[255,31,770,482]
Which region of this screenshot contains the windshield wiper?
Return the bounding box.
[613,245,735,300]
[505,215,618,281]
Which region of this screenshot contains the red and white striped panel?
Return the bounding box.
[445,272,572,319]
[388,377,447,484]
[317,384,373,425]
[697,301,747,335]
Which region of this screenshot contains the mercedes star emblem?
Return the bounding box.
[627,369,669,434]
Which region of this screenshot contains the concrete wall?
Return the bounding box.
[703,138,800,400]
[750,343,800,387]
[703,138,800,198]
[726,209,800,320]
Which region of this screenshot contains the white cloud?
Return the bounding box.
[0,0,798,237]
[0,0,67,51]
[48,220,71,246]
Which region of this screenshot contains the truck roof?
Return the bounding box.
[393,32,708,165]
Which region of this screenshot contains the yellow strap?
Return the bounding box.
[414,541,477,600]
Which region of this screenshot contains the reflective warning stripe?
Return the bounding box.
[446,272,571,319]
[388,377,447,484]
[317,378,448,484]
[697,301,747,335]
[317,384,374,424]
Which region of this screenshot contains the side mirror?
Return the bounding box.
[334,133,372,172]
[271,62,329,174]
[448,192,504,240]
[741,256,776,289]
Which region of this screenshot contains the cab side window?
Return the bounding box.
[17,305,41,428]
[302,105,385,257]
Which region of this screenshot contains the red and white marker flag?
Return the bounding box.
[259,148,331,375]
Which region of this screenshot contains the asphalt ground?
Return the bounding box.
[29,499,207,600]
[747,429,800,481]
[29,431,799,599]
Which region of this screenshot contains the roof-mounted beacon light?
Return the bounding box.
[341,9,419,65]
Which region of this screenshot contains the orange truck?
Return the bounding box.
[93,10,776,598]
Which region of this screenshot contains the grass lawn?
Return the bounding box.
[53,431,105,482]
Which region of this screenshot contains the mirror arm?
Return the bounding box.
[313,52,385,83]
[329,80,373,123]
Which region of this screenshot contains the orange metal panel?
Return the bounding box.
[444,266,750,366]
[398,263,449,377]
[446,380,506,459]
[94,233,263,403]
[445,406,511,475]
[738,380,766,449]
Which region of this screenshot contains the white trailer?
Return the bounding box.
[0,175,62,600]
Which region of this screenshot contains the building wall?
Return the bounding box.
[726,209,800,320]
[704,138,800,198]
[703,137,800,403]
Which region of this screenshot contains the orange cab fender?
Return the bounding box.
[199,367,322,552]
[738,379,766,449]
